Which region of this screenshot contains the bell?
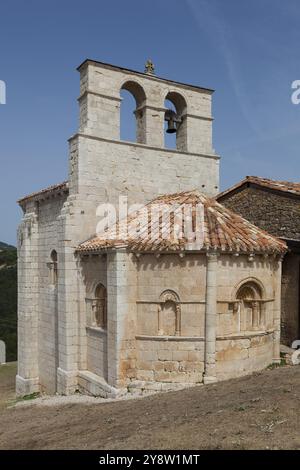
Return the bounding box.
[165,109,179,134]
[166,118,176,134]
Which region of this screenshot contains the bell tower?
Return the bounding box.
[77,59,218,157]
[68,59,220,214]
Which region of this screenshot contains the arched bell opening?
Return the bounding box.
[120,80,147,144]
[164,91,187,151]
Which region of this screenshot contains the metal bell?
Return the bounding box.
[166,118,176,134]
[165,109,180,134]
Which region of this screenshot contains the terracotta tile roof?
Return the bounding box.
[18,181,69,205]
[77,190,287,255]
[217,176,300,200]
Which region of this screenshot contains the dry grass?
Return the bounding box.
[0,362,17,410]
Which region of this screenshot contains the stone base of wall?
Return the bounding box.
[215,331,274,381]
[16,374,40,397]
[78,370,122,398]
[203,375,217,384]
[56,367,78,395]
[135,336,204,385]
[127,379,201,393]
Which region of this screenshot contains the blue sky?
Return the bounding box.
[1,0,300,244]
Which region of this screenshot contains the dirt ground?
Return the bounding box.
[0,364,300,450]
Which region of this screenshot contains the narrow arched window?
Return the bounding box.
[49,250,58,285]
[236,281,263,331]
[92,283,107,329]
[120,81,146,144]
[164,92,187,151]
[162,300,177,336]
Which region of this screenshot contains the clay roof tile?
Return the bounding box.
[77,190,287,255]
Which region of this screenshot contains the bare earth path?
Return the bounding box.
[0,365,300,450]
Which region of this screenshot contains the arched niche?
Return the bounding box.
[234,280,264,331]
[158,289,181,336]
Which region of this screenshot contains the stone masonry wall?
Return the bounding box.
[37,195,67,393]
[17,200,40,395]
[118,253,280,386]
[133,254,206,385]
[135,338,204,386]
[281,252,300,346]
[71,133,219,204]
[218,186,300,240]
[216,254,279,380]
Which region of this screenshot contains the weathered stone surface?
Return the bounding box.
[218,186,300,240]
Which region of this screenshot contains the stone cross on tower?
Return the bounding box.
[144,59,155,75]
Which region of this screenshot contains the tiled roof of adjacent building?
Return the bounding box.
[77,190,287,255]
[18,181,69,205]
[217,176,300,200]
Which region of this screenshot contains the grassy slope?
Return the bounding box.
[0,363,17,410]
[0,243,17,361]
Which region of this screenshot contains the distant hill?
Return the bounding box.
[0,242,16,251]
[0,242,17,361]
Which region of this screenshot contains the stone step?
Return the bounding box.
[78,370,123,398]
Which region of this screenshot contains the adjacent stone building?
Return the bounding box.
[16,61,286,397]
[217,176,300,346]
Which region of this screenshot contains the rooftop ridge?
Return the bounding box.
[217,175,300,200]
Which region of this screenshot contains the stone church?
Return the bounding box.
[17,60,286,398]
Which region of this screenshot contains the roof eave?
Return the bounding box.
[17,182,69,207]
[217,176,300,201]
[76,246,286,257]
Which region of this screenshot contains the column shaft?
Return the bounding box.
[273,257,283,363]
[203,252,218,384]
